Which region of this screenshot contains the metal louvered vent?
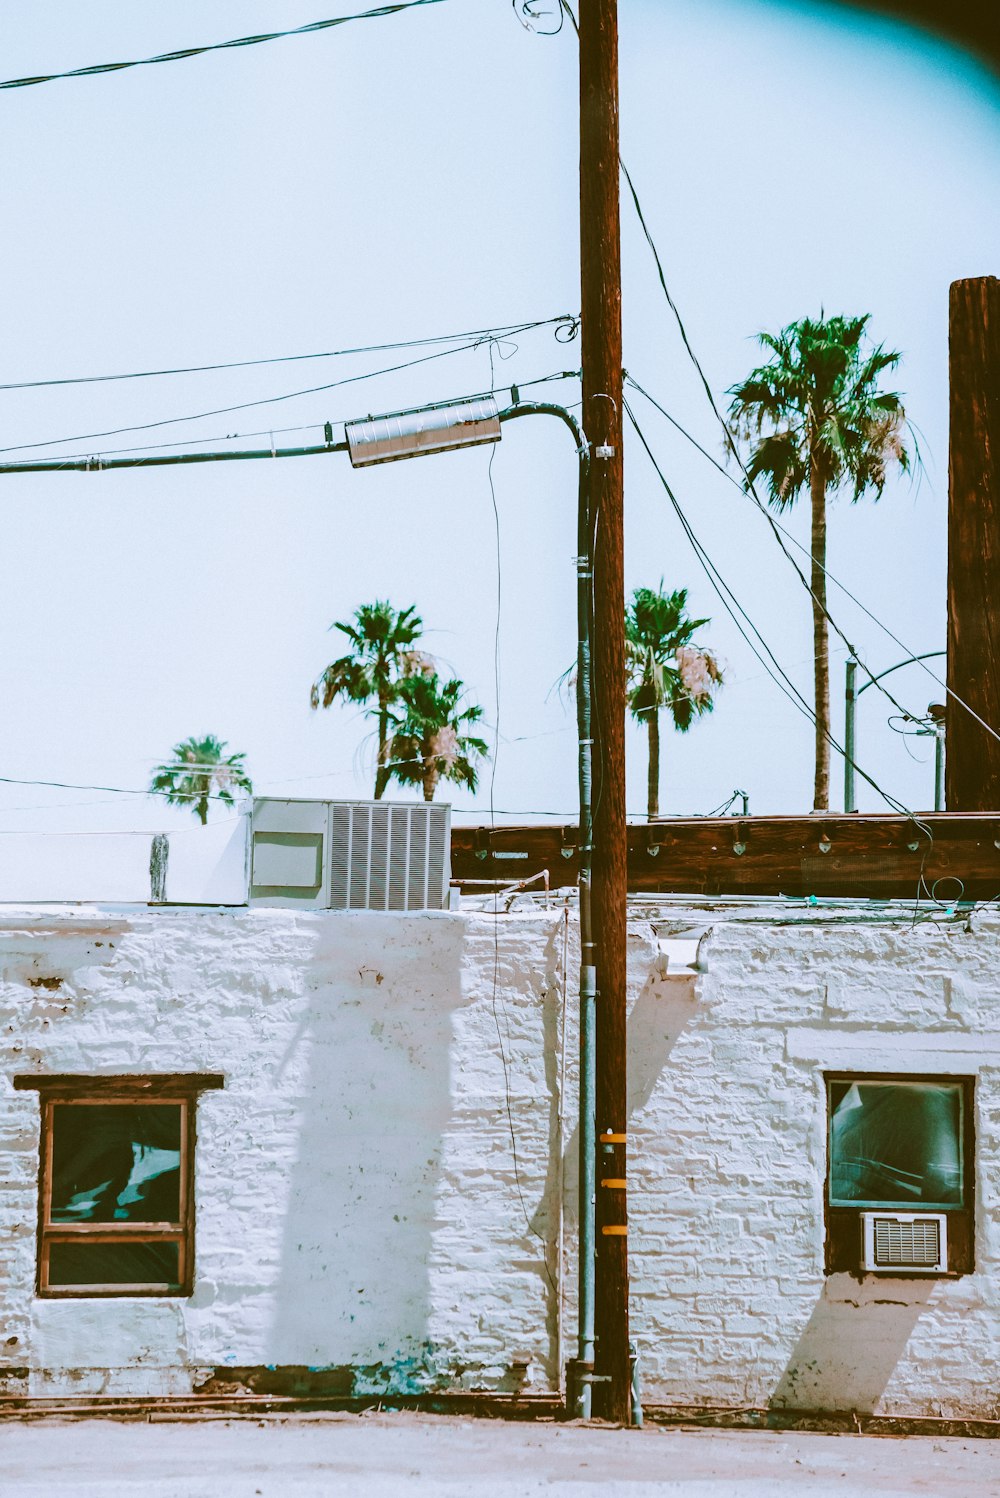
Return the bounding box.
[861,1212,947,1274]
[329,801,450,910]
[250,798,451,910]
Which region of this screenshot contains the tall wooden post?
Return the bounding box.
[947,276,1000,811]
[580,0,629,1423]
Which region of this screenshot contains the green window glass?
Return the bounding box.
[828,1079,963,1210]
[49,1104,182,1224]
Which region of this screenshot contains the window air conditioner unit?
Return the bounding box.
[861,1211,948,1274]
[250,798,451,911]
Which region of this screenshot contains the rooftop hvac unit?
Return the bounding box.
[861,1211,948,1274]
[250,798,451,911]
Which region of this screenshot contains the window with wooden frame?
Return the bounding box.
[824,1072,975,1276]
[14,1074,223,1298]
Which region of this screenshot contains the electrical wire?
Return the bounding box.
[0,1,448,92]
[0,341,501,457]
[0,369,580,471]
[511,0,565,35]
[623,373,926,728]
[542,0,976,830]
[0,316,574,393]
[624,397,934,846]
[616,167,1000,749]
[4,369,580,467]
[0,772,243,805]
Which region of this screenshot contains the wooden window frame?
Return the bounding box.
[823,1071,975,1278]
[15,1073,223,1299]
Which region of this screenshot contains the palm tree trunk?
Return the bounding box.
[374,700,390,799]
[422,759,437,802]
[647,710,660,820]
[810,463,830,811]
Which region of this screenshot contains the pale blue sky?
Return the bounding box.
[0,0,998,835]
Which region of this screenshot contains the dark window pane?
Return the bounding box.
[50,1104,181,1223]
[48,1240,180,1288]
[829,1081,963,1208]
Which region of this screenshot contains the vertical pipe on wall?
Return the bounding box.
[844,658,858,813]
[575,444,597,1420]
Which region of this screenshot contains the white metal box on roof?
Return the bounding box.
[250,797,451,911]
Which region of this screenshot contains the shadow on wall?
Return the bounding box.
[771,1276,933,1414]
[545,967,697,1235]
[626,975,697,1117]
[262,916,468,1396]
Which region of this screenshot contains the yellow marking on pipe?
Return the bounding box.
[601,1225,628,1236]
[600,1178,627,1189]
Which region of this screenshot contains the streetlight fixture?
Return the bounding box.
[345,396,502,467]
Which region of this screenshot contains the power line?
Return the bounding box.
[0,772,243,805]
[556,0,948,802]
[0,0,448,93]
[0,368,579,468]
[624,397,934,844]
[0,342,491,457]
[0,375,580,474]
[0,316,574,393]
[618,159,1000,755]
[623,375,925,726]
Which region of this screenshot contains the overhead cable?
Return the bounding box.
[624,397,934,845]
[618,162,1000,753]
[0,342,491,457]
[0,0,448,92]
[0,773,238,804]
[0,316,574,393]
[550,2,962,773]
[0,369,579,471]
[624,375,924,726]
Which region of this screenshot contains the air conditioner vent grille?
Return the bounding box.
[861,1211,947,1273]
[874,1216,940,1266]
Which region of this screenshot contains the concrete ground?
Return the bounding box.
[1,1413,999,1497]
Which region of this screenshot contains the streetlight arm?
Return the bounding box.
[498,400,588,458]
[856,650,946,696]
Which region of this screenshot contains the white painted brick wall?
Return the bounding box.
[2,902,1000,1417]
[628,909,1000,1419]
[0,907,570,1400]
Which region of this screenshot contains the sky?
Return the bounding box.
[0,0,998,843]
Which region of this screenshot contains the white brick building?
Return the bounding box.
[2,899,998,1418]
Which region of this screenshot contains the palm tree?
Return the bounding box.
[728,314,911,811]
[310,601,426,799]
[386,672,489,802]
[149,735,253,825]
[626,584,722,820]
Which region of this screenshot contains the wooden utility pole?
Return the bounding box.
[946,276,1000,811]
[580,0,629,1423]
